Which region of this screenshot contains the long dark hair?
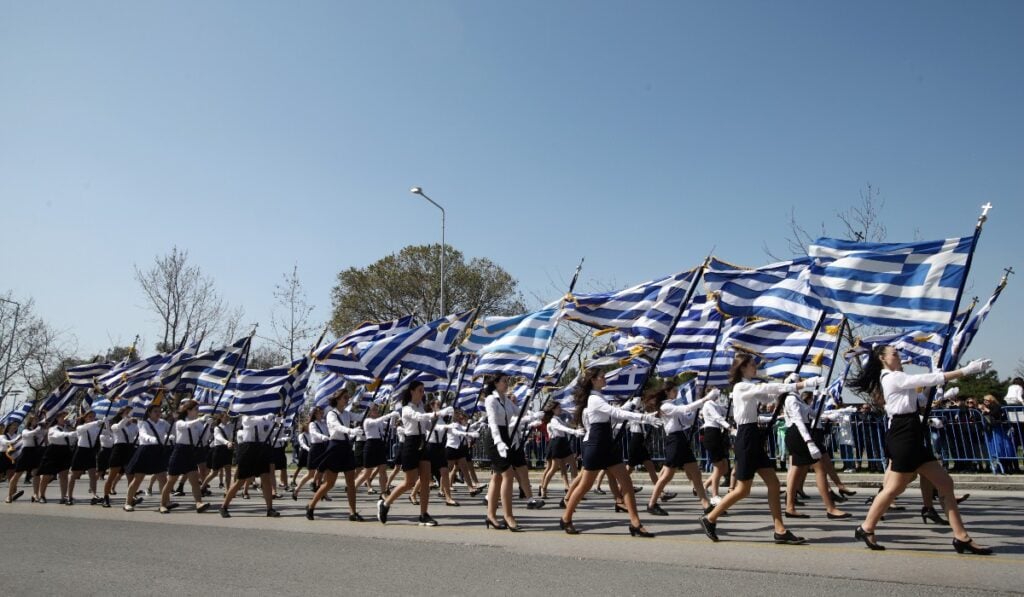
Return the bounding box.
[848,346,888,402]
[479,374,507,401]
[328,389,351,410]
[177,399,198,420]
[541,402,560,424]
[572,368,603,426]
[400,381,425,406]
[728,353,755,385]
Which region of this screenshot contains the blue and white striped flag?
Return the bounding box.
[722,315,841,369]
[550,383,577,410]
[39,382,78,422]
[462,308,559,356]
[472,352,540,379]
[355,317,443,379]
[657,349,734,386]
[659,295,744,375]
[155,340,202,391]
[855,330,944,369]
[538,351,574,388]
[120,353,173,399]
[1,401,32,426]
[563,270,696,346]
[944,278,1006,371]
[131,392,158,417]
[402,310,475,377]
[314,316,415,375]
[808,236,972,331]
[95,356,142,393]
[762,358,824,380]
[454,378,483,413]
[66,361,113,388]
[705,257,824,331]
[313,372,347,409]
[193,336,251,393]
[90,396,129,419]
[228,356,310,416]
[602,363,649,397]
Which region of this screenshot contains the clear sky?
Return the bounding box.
[2,2,1021,378]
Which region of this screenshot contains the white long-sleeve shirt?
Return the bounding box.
[400,402,436,437]
[98,427,114,449]
[173,418,208,445]
[363,411,400,440]
[582,393,646,441]
[444,422,478,449]
[138,419,171,446]
[325,408,360,441]
[237,413,277,443]
[272,428,289,448]
[48,425,77,447]
[20,426,47,448]
[731,380,796,426]
[110,420,138,445]
[308,420,329,444]
[701,400,730,430]
[75,420,104,448]
[660,398,708,433]
[484,392,517,444]
[879,370,946,416]
[547,416,583,439]
[212,425,233,448]
[297,431,311,451]
[783,395,813,442]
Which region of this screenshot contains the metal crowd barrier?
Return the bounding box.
[384,406,1023,474]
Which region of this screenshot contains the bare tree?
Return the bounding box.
[0,292,75,405]
[219,305,246,348]
[1015,358,1024,380]
[134,247,227,350]
[270,265,318,361]
[764,183,886,260]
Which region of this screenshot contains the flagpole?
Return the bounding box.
[811,317,847,430]
[197,326,257,445]
[687,314,726,444]
[766,310,827,429]
[509,258,584,450]
[922,203,992,421]
[268,325,329,448]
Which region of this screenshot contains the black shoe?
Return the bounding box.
[219,507,231,518]
[661,491,677,502]
[854,526,884,551]
[11,490,24,502]
[166,502,179,511]
[132,496,144,506]
[773,530,807,545]
[519,489,526,499]
[784,511,809,519]
[468,486,483,497]
[793,499,806,507]
[956,494,970,504]
[647,504,669,516]
[614,503,628,513]
[632,485,643,494]
[829,490,848,504]
[418,513,438,527]
[703,504,716,515]
[485,517,508,530]
[64,497,73,506]
[921,506,948,525]
[826,511,852,520]
[796,490,810,500]
[592,488,606,495]
[952,537,992,555]
[628,524,654,538]
[838,488,857,497]
[196,503,210,513]
[559,518,579,535]
[306,506,315,521]
[526,497,545,510]
[349,512,365,522]
[266,509,281,518]
[505,518,523,532]
[558,498,566,509]
[102,496,111,508]
[376,499,389,524]
[699,515,719,542]
[172,490,186,497]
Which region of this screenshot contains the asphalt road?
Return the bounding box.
[1,478,1021,595]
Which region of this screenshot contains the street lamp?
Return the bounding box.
[410,187,446,317]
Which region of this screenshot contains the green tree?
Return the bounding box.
[949,370,1009,400]
[329,244,525,335]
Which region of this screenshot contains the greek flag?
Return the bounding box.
[808,236,972,331]
[538,351,574,388]
[402,309,475,377]
[193,336,251,393]
[66,361,113,388]
[762,358,824,380]
[355,316,443,379]
[602,363,649,397]
[674,379,697,405]
[454,377,483,413]
[472,352,540,379]
[944,279,1006,370]
[563,270,695,346]
[659,296,744,375]
[154,340,202,391]
[227,366,293,416]
[120,353,173,399]
[462,308,559,356]
[855,330,944,369]
[95,356,141,393]
[131,392,158,417]
[722,316,841,368]
[314,315,414,362]
[656,349,734,386]
[1,401,32,426]
[705,257,824,330]
[826,372,845,406]
[313,372,347,408]
[90,396,129,419]
[39,382,78,422]
[550,383,577,410]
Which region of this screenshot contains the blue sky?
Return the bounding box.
[2,2,1021,378]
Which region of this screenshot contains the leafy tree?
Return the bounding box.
[329,244,525,335]
[950,370,1009,400]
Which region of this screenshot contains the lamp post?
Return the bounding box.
[410,187,446,317]
[0,297,21,410]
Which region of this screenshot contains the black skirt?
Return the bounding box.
[546,436,573,460]
[307,442,328,470]
[734,424,772,481]
[167,444,198,476]
[38,445,73,475]
[71,445,97,472]
[445,446,462,462]
[295,448,309,469]
[428,442,447,474]
[235,442,271,480]
[400,436,429,471]
[785,425,818,467]
[363,438,388,468]
[194,446,210,467]
[702,427,730,462]
[353,441,366,468]
[108,444,136,469]
[627,431,650,466]
[665,430,698,468]
[581,422,619,472]
[485,425,527,473]
[886,413,936,473]
[208,445,234,470]
[125,444,168,476]
[95,447,112,472]
[271,446,287,469]
[15,445,43,472]
[318,439,356,473]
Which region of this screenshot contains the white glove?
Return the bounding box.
[704,388,721,402]
[496,442,508,458]
[574,428,585,437]
[807,442,822,460]
[801,376,823,389]
[642,413,663,427]
[784,372,800,384]
[961,359,992,376]
[468,432,480,439]
[437,406,454,417]
[943,387,960,401]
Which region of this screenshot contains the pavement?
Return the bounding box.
[1,475,1022,596]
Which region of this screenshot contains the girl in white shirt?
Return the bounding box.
[6,415,45,503]
[700,391,732,502]
[68,410,104,505]
[123,404,171,512]
[291,407,326,499]
[306,391,363,521]
[102,407,136,508]
[537,403,583,501]
[161,400,210,514]
[36,412,78,504]
[849,345,993,554]
[353,402,401,496]
[646,383,714,516]
[781,392,850,520]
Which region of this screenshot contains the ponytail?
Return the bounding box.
[849,346,886,401]
[572,368,602,426]
[479,374,506,401]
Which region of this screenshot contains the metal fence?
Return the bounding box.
[445,406,1024,474]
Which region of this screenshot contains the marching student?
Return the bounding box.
[101,406,136,508]
[385,425,405,493]
[376,381,452,526]
[699,354,820,545]
[444,409,484,499]
[646,383,715,516]
[292,407,327,499]
[202,413,235,494]
[269,424,289,498]
[424,398,462,507]
[7,415,45,503]
[559,367,664,537]
[353,402,401,496]
[537,403,583,502]
[219,411,280,518]
[625,395,659,492]
[160,400,210,514]
[0,423,20,486]
[290,420,311,489]
[95,420,114,482]
[306,392,364,521]
[782,391,849,520]
[67,410,104,505]
[36,412,77,504]
[481,374,531,531]
[850,347,993,554]
[701,389,733,503]
[123,404,170,512]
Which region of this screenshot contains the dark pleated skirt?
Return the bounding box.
[108,444,136,469]
[95,447,112,472]
[428,442,447,473]
[318,439,356,473]
[208,445,234,470]
[235,442,271,480]
[38,445,73,475]
[785,425,818,466]
[702,427,730,462]
[665,430,697,468]
[15,445,43,472]
[363,438,388,468]
[886,413,935,473]
[167,444,198,476]
[271,446,287,469]
[627,431,650,466]
[70,445,97,472]
[734,424,772,481]
[400,436,428,472]
[581,422,618,472]
[125,445,167,476]
[546,436,572,460]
